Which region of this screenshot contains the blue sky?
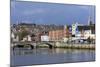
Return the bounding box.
[11,1,95,25]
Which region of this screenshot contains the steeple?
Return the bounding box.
[88,16,93,25]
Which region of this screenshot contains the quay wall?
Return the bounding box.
[11,42,95,49]
[36,42,95,49]
[54,43,95,49]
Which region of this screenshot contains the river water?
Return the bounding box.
[10,48,95,66]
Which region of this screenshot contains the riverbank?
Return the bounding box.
[11,42,95,50]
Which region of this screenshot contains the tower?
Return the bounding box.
[88,16,93,25]
[72,23,77,35]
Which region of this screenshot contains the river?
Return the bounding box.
[10,48,95,66]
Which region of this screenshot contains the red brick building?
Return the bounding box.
[49,26,71,41]
[49,29,64,41]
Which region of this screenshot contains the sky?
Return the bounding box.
[11,1,95,25]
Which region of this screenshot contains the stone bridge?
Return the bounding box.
[11,41,56,49]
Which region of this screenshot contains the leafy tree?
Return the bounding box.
[17,29,29,41]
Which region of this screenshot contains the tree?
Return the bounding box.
[17,30,29,41]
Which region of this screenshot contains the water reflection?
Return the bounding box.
[12,48,95,56]
[11,48,95,66]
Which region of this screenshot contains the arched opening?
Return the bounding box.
[44,42,53,49]
[13,44,34,50]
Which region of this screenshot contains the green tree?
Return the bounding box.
[17,30,29,41]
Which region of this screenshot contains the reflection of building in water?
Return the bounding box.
[13,49,34,55]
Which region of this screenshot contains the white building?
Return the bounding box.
[11,32,15,39]
[11,32,19,42]
[72,22,78,35]
[71,21,95,42]
[27,35,32,41]
[63,37,69,42]
[22,35,32,42]
[41,35,49,42]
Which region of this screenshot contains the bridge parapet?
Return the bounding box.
[38,41,56,46]
[12,41,56,47]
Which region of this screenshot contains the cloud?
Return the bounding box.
[11,1,95,25]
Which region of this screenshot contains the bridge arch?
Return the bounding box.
[36,42,54,49]
[44,42,53,49]
[13,44,34,50]
[12,41,54,50]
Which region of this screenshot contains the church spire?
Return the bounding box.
[88,16,93,25]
